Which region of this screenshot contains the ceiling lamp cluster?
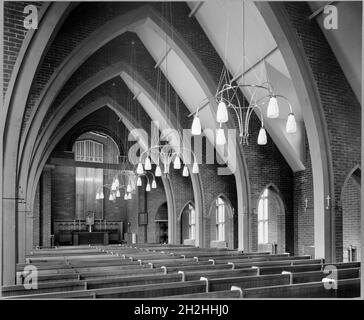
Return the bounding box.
[96,170,137,202]
[136,172,157,192]
[137,144,199,178]
[190,1,296,146]
[191,77,296,146]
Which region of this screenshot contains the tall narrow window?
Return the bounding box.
[188,204,196,240]
[216,197,225,241]
[258,189,269,244]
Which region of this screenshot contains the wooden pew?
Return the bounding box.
[205,274,291,292]
[160,289,241,299]
[1,280,87,297]
[241,278,360,298]
[292,268,360,284]
[36,267,164,283]
[5,280,208,299]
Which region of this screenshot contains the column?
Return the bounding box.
[40,165,53,247]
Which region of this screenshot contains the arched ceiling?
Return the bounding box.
[16,1,359,218]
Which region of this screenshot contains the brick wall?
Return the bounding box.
[3,1,43,95]
[244,114,294,253]
[293,132,314,256]
[282,2,361,261]
[51,165,75,221]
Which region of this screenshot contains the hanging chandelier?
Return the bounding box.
[96,170,137,202]
[189,1,296,146]
[190,77,296,146]
[136,143,199,178]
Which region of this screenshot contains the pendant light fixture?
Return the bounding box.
[182,165,189,177]
[191,114,202,135]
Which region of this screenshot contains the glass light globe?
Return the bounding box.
[146,183,151,192]
[155,165,162,177]
[136,162,144,174]
[257,127,267,145]
[174,156,181,169]
[191,115,202,135]
[152,180,157,189]
[182,165,189,177]
[216,128,226,145]
[216,100,228,123]
[137,176,142,186]
[267,96,279,118]
[286,113,297,133]
[145,157,152,170]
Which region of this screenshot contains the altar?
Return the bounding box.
[72,231,109,245]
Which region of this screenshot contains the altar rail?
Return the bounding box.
[54,220,123,245]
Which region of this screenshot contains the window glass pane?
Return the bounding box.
[190,225,195,240]
[264,221,268,243]
[258,199,263,220]
[264,198,268,220]
[75,140,103,163]
[258,222,263,244]
[190,208,195,224]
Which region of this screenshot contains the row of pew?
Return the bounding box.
[2,244,360,299]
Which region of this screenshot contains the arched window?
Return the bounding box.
[216,197,226,241]
[188,204,196,240]
[258,189,269,245]
[74,139,103,163]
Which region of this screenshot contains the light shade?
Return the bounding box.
[127,193,132,200]
[124,194,128,200]
[182,165,189,177]
[216,128,226,145]
[100,192,104,199]
[146,183,151,192]
[174,156,181,169]
[114,178,119,188]
[137,176,142,186]
[144,157,152,170]
[191,115,202,135]
[109,193,114,201]
[111,182,117,191]
[267,96,279,118]
[96,192,100,200]
[192,162,199,174]
[155,165,162,177]
[136,162,144,174]
[116,190,121,198]
[257,127,267,145]
[152,180,157,189]
[286,113,296,133]
[126,184,132,193]
[216,100,228,123]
